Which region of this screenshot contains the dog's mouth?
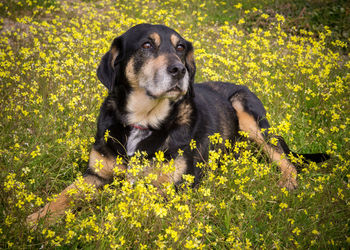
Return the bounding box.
[145,85,185,100]
[164,84,187,99]
[167,85,182,93]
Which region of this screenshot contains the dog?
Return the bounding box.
[27,24,328,224]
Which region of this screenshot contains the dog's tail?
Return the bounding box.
[276,136,330,165]
[290,151,330,163]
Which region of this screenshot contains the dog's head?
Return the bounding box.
[97,24,196,101]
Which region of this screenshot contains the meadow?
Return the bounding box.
[0,0,349,248]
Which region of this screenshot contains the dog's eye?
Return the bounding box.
[176,44,185,52]
[142,42,153,49]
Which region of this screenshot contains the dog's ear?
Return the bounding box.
[185,40,196,97]
[97,36,124,91]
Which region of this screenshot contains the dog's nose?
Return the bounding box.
[167,63,186,79]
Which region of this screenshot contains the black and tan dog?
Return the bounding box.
[27,24,328,224]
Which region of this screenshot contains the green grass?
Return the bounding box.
[0,0,349,248]
[0,0,57,18]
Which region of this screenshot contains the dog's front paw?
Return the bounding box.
[26,204,58,227]
[278,175,298,190]
[26,208,46,228]
[26,212,39,225]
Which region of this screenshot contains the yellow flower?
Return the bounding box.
[261,13,269,19]
[155,150,165,162]
[93,159,104,172]
[104,129,110,142]
[116,155,123,165]
[234,3,242,9]
[189,139,197,150]
[312,229,320,235]
[292,227,301,236]
[279,202,288,209]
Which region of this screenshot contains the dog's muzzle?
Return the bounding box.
[167,63,186,80]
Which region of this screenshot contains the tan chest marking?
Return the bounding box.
[126,89,171,128]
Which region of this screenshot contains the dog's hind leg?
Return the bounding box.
[230,91,298,190]
[26,148,126,225]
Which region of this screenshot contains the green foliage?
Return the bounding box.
[270,0,350,53]
[0,0,57,18]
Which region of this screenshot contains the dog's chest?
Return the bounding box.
[126,128,152,156]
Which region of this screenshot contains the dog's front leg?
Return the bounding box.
[26,148,126,225]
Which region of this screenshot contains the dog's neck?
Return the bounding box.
[125,89,171,129]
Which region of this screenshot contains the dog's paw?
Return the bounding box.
[26,204,52,227]
[27,209,63,228]
[278,176,298,190]
[26,211,42,228]
[27,212,38,223]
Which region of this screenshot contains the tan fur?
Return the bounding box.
[110,47,119,68]
[89,149,125,180]
[170,34,180,47]
[126,88,171,128]
[125,57,138,87]
[141,55,168,80]
[232,100,298,190]
[143,157,187,187]
[126,55,168,91]
[125,53,172,127]
[152,174,171,187]
[150,32,161,47]
[27,149,126,225]
[177,101,192,125]
[186,51,195,70]
[170,157,187,183]
[26,175,103,225]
